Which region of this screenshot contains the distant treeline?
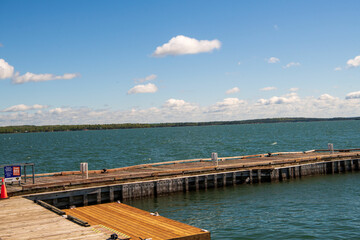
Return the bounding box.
[1,117,359,134]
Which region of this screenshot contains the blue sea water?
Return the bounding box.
[1,120,360,239]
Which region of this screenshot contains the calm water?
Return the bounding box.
[1,120,360,239]
[126,173,360,240]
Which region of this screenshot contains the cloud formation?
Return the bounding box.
[152,35,221,57]
[283,62,300,69]
[257,93,299,105]
[267,57,280,63]
[134,74,157,83]
[318,94,336,101]
[260,86,277,91]
[346,91,360,99]
[0,59,15,79]
[347,55,360,68]
[289,88,299,92]
[1,92,360,126]
[127,83,158,94]
[226,87,240,94]
[3,104,47,112]
[0,58,79,84]
[12,72,79,84]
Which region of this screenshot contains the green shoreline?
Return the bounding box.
[1,117,359,134]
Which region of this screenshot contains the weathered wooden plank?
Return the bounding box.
[0,197,108,240]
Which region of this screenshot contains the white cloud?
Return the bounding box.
[3,104,47,112]
[347,55,360,68]
[49,107,70,114]
[127,83,158,94]
[283,62,300,69]
[163,99,187,108]
[134,74,157,83]
[152,35,221,57]
[216,98,246,107]
[208,98,247,114]
[267,57,280,63]
[318,94,336,101]
[334,67,342,71]
[226,87,240,94]
[0,58,79,84]
[260,86,277,91]
[162,99,198,111]
[237,61,242,65]
[1,93,360,126]
[0,59,15,79]
[289,88,299,92]
[257,93,300,105]
[12,72,79,84]
[346,91,360,99]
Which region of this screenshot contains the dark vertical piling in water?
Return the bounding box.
[249,170,253,183]
[257,170,262,183]
[204,175,208,189]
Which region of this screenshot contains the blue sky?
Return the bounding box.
[1,0,360,126]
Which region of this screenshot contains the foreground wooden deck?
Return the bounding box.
[65,202,210,240]
[0,197,108,240]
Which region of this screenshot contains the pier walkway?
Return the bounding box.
[6,149,360,196]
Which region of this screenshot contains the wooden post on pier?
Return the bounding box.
[185,177,189,192]
[257,169,262,183]
[109,186,114,202]
[222,174,226,187]
[249,170,253,184]
[195,176,199,191]
[204,175,208,190]
[83,194,88,206]
[214,174,218,188]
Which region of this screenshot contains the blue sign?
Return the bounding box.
[4,165,21,180]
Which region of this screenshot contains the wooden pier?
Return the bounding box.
[7,149,359,198]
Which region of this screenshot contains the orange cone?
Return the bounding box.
[1,178,9,199]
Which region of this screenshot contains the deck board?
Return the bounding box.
[65,202,211,240]
[0,197,108,240]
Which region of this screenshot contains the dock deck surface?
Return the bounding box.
[65,202,210,240]
[0,197,108,240]
[6,150,360,195]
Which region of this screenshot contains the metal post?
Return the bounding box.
[32,164,35,184]
[212,152,218,167]
[328,143,334,154]
[24,165,27,183]
[80,162,88,179]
